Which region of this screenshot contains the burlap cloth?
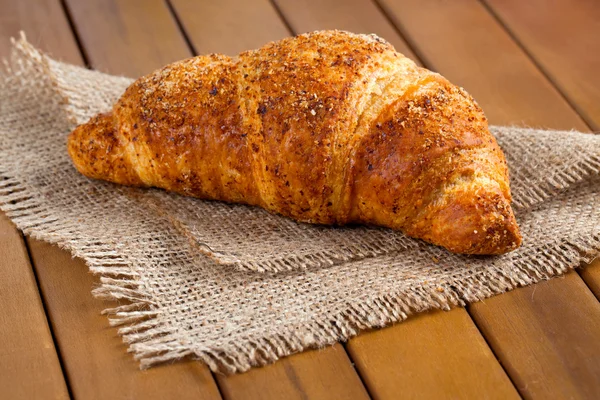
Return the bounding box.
[1,38,599,374]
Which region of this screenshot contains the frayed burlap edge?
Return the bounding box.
[97,233,599,372]
[1,36,599,373]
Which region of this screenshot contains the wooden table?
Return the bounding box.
[2,0,600,399]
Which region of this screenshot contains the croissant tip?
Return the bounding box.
[406,186,523,256]
[465,219,522,255]
[457,194,523,255]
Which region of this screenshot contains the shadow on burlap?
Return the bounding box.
[1,38,599,373]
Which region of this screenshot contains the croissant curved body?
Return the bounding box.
[68,30,521,255]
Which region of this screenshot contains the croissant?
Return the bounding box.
[68,30,521,255]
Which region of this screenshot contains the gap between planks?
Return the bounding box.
[371,0,600,397]
[272,0,600,398]
[165,0,372,396]
[268,0,519,397]
[0,212,69,399]
[2,0,596,398]
[4,0,222,398]
[477,0,600,296]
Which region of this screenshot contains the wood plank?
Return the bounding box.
[271,2,520,397]
[377,0,588,130]
[29,239,222,400]
[9,2,597,400]
[4,0,222,397]
[167,1,372,397]
[272,0,419,62]
[217,344,369,400]
[0,213,69,400]
[479,0,600,301]
[63,0,191,77]
[580,259,600,301]
[276,2,600,312]
[469,272,600,399]
[483,0,600,130]
[1,1,74,397]
[169,0,290,55]
[364,0,600,396]
[0,0,81,64]
[346,309,519,399]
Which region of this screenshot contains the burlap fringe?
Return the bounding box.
[1,36,599,373]
[98,231,599,372]
[4,161,598,372]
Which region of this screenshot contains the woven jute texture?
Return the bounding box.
[1,38,599,373]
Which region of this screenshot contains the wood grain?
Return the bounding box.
[272,0,419,62]
[63,0,191,77]
[478,0,600,309]
[377,0,600,396]
[0,0,81,64]
[581,259,600,301]
[4,0,222,397]
[0,213,69,400]
[0,1,75,397]
[217,344,369,400]
[377,0,588,130]
[484,0,600,130]
[347,309,519,399]
[3,1,599,399]
[272,1,520,397]
[166,1,372,397]
[469,272,600,399]
[29,239,222,400]
[169,0,290,55]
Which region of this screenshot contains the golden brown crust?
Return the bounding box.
[67,30,522,255]
[68,113,143,186]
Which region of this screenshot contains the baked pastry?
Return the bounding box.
[68,30,521,254]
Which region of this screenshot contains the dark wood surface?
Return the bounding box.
[1,0,599,398]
